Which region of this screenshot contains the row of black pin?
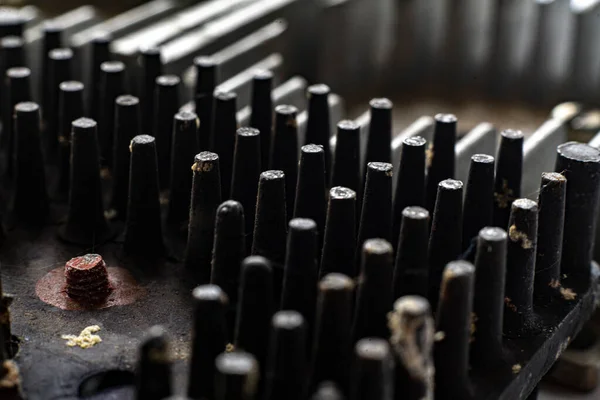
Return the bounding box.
[162,135,597,400]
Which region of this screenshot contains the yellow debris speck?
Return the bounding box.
[512,364,521,374]
[61,325,102,349]
[508,225,532,249]
[226,343,235,352]
[560,287,577,301]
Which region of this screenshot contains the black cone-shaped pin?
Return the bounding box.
[135,326,172,400]
[265,311,308,400]
[294,144,327,255]
[88,33,111,119]
[351,338,394,400]
[312,382,345,400]
[211,200,245,335]
[0,36,24,81]
[249,70,273,170]
[230,127,261,251]
[98,61,126,167]
[392,136,426,250]
[555,142,600,282]
[234,256,273,394]
[124,135,164,256]
[504,198,538,337]
[535,172,566,301]
[320,187,357,278]
[194,56,217,150]
[281,218,318,342]
[59,118,113,245]
[310,273,354,396]
[3,67,32,179]
[363,98,392,179]
[57,81,84,196]
[111,95,140,220]
[462,154,495,251]
[393,207,430,299]
[184,152,222,284]
[167,111,199,232]
[434,261,475,399]
[352,239,394,342]
[331,120,360,192]
[425,114,457,214]
[270,105,299,219]
[40,23,61,106]
[11,102,48,224]
[252,170,287,303]
[153,75,180,190]
[388,296,434,400]
[427,179,463,310]
[305,84,331,179]
[211,91,237,199]
[188,285,228,400]
[214,351,259,400]
[46,48,73,156]
[140,46,162,135]
[357,162,393,257]
[471,227,506,366]
[493,130,524,229]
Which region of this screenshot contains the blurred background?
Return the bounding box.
[3,0,600,398]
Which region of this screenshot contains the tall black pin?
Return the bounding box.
[188,285,228,400]
[493,130,524,229]
[124,135,164,257]
[135,326,172,400]
[231,127,261,251]
[393,207,430,299]
[11,102,48,224]
[211,91,237,199]
[184,152,222,284]
[270,105,299,219]
[427,179,463,310]
[320,187,357,278]
[392,136,426,250]
[57,81,84,196]
[167,111,199,233]
[59,118,114,245]
[462,154,495,251]
[153,75,180,190]
[98,61,126,167]
[249,70,273,170]
[425,114,457,214]
[194,56,217,151]
[305,84,331,179]
[111,95,140,220]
